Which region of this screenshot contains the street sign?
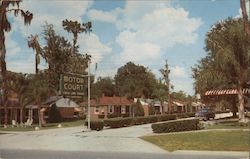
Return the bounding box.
[60,74,86,99]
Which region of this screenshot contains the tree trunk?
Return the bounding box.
[237,85,245,122]
[38,105,42,128]
[168,95,172,113]
[160,100,163,114]
[240,0,250,35]
[20,108,23,125]
[35,53,38,74]
[0,17,8,126]
[231,97,237,117]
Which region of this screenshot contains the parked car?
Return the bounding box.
[195,108,215,120]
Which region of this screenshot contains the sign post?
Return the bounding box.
[87,60,91,130]
[60,74,85,99]
[59,61,91,130]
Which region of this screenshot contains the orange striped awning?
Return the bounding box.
[205,88,250,96]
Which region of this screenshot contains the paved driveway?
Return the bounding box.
[0,124,167,153]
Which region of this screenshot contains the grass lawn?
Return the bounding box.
[0,120,84,132]
[141,130,250,152]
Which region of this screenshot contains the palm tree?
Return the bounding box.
[160,60,172,113]
[62,19,92,54]
[28,74,52,128]
[27,34,43,74]
[9,73,32,125]
[0,0,33,125]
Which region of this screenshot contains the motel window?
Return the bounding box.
[108,105,114,113]
[95,106,100,114]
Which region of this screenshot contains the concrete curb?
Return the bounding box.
[172,150,249,156]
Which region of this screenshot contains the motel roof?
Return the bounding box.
[83,95,133,107]
[205,88,250,96]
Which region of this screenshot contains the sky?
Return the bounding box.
[5,0,243,95]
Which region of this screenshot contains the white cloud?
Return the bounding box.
[6,0,112,73]
[111,2,202,64]
[88,8,122,23]
[116,30,161,63]
[171,78,194,95]
[6,32,21,56]
[79,33,112,63]
[7,53,46,74]
[170,66,188,78]
[14,0,93,37]
[85,1,202,93]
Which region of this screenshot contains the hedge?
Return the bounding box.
[85,120,104,131]
[107,114,120,118]
[175,112,195,119]
[104,117,134,128]
[103,113,197,129]
[98,114,105,119]
[104,114,176,128]
[157,114,176,122]
[152,119,201,133]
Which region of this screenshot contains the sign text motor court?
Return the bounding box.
[63,75,85,91]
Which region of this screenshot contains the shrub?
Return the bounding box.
[133,99,145,117]
[104,117,134,128]
[134,116,150,125]
[152,119,201,133]
[85,120,104,131]
[79,114,86,120]
[148,106,156,115]
[98,114,105,119]
[157,114,176,122]
[170,113,195,119]
[245,113,250,118]
[48,104,62,123]
[175,113,187,119]
[121,113,130,118]
[107,114,120,118]
[147,116,158,123]
[185,112,195,117]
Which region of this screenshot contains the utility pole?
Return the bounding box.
[87,60,91,130]
[240,0,250,35]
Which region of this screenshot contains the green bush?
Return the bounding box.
[98,114,105,119]
[186,112,195,117]
[80,114,86,120]
[107,114,120,118]
[121,113,130,118]
[245,113,250,118]
[103,113,195,129]
[134,116,150,125]
[85,120,104,131]
[104,117,134,128]
[147,116,158,123]
[148,106,156,115]
[175,113,187,119]
[152,119,201,133]
[157,114,176,122]
[48,104,62,123]
[133,99,145,117]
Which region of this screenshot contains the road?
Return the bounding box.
[0,149,249,159]
[0,114,248,159]
[0,124,166,153]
